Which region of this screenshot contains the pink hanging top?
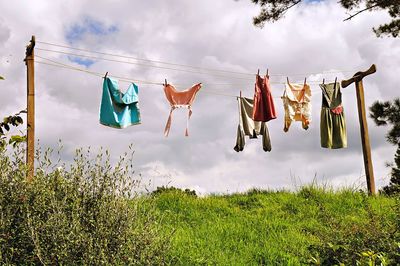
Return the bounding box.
[163,83,202,137]
[252,74,277,122]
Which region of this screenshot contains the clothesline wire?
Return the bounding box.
[37,48,258,81]
[36,40,358,78]
[35,60,241,98]
[35,57,325,99]
[35,55,163,85]
[35,54,336,87]
[37,40,256,77]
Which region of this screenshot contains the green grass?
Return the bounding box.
[152,187,399,265]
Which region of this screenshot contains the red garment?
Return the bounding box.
[252,74,277,122]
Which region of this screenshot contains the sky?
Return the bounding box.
[0,0,398,194]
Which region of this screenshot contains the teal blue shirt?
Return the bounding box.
[99,77,141,128]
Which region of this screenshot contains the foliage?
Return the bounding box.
[0,76,4,80]
[0,109,26,149]
[249,0,400,37]
[0,144,170,265]
[153,186,398,265]
[370,98,400,195]
[305,187,400,265]
[151,186,197,197]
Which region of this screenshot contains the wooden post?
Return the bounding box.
[25,36,35,181]
[341,64,376,195]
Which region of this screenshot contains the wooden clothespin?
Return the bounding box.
[286,77,290,84]
[257,69,260,76]
[104,72,108,78]
[334,77,337,84]
[266,69,269,78]
[164,79,167,86]
[304,77,307,85]
[239,90,242,98]
[322,78,325,84]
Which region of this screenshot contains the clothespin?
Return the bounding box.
[286,77,290,84]
[266,69,269,78]
[334,77,337,84]
[257,69,260,76]
[104,72,108,78]
[164,79,167,86]
[240,90,242,98]
[322,78,325,84]
[304,77,307,85]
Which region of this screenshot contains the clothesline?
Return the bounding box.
[37,40,256,77]
[36,40,358,79]
[34,60,261,99]
[34,59,243,98]
[35,55,328,100]
[35,55,334,88]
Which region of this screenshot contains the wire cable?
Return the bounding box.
[36,48,257,81]
[37,40,256,77]
[35,55,163,85]
[37,40,358,78]
[35,59,325,100]
[35,55,335,91]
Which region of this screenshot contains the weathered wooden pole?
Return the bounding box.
[25,35,35,181]
[341,64,376,195]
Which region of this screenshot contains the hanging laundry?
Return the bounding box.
[234,97,271,152]
[282,82,311,132]
[320,82,347,149]
[163,82,202,137]
[252,74,277,122]
[99,77,141,128]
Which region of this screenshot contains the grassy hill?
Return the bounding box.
[152,187,399,265]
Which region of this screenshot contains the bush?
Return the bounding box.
[0,144,170,265]
[308,192,400,265]
[151,186,197,197]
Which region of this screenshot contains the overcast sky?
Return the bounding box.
[0,0,398,194]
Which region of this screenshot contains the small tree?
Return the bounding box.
[370,98,400,195]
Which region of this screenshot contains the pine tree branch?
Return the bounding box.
[283,0,302,14]
[343,3,380,21]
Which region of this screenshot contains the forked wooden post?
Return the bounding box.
[341,64,376,195]
[25,35,35,181]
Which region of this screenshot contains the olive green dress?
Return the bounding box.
[320,82,347,149]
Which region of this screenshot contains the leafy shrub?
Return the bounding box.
[0,109,26,148]
[151,186,197,197]
[0,144,170,265]
[308,193,400,265]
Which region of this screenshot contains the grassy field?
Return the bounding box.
[153,187,399,265]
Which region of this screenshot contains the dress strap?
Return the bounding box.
[164,107,175,137]
[185,106,192,136]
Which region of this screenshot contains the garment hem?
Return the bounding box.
[100,121,141,129]
[321,145,347,149]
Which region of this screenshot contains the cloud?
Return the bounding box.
[0,0,398,194]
